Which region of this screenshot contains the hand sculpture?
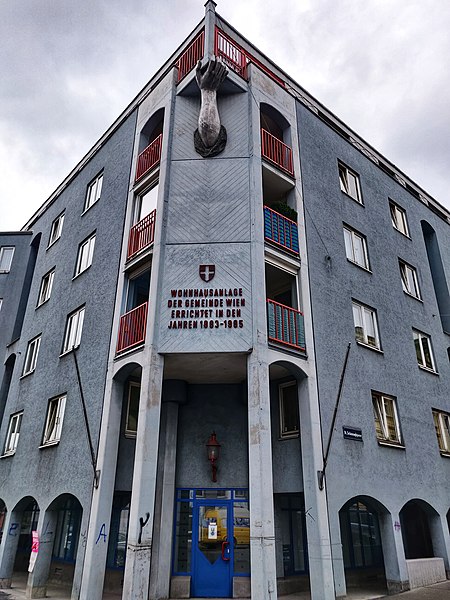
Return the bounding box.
[194,57,228,156]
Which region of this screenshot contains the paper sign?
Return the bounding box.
[28,531,39,572]
[208,522,218,540]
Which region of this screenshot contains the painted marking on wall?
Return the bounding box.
[96,524,107,544]
[138,513,150,545]
[394,521,401,531]
[8,523,19,536]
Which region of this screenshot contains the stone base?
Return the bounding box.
[406,558,446,589]
[233,576,250,598]
[386,579,410,594]
[170,575,190,598]
[0,578,12,589]
[26,585,47,599]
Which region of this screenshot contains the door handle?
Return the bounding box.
[221,541,230,561]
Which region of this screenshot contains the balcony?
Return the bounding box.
[261,129,294,177]
[264,206,299,255]
[127,210,156,261]
[136,134,162,181]
[215,28,249,80]
[176,31,205,83]
[116,302,148,354]
[267,299,305,351]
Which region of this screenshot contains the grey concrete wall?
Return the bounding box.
[297,100,450,540]
[0,110,137,523]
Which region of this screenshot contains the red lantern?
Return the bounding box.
[206,431,221,482]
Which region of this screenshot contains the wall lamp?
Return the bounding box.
[206,431,221,482]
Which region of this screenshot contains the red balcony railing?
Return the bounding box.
[136,134,162,181]
[116,302,148,354]
[267,299,305,351]
[264,206,299,255]
[215,28,249,80]
[127,210,156,260]
[261,129,294,176]
[176,31,205,83]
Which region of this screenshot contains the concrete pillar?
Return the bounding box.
[247,354,278,600]
[204,0,217,60]
[0,509,23,587]
[79,376,124,600]
[122,351,164,600]
[430,513,450,572]
[26,510,58,598]
[149,385,182,599]
[379,512,409,593]
[298,376,335,600]
[328,512,346,598]
[71,508,90,600]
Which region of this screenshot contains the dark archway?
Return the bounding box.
[400,500,435,559]
[12,497,40,575]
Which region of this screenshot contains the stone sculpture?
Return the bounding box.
[194,57,228,157]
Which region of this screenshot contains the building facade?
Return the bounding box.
[0,3,449,599]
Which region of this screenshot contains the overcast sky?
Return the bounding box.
[2,0,450,231]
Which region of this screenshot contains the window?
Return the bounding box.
[62,306,85,353]
[36,269,55,307]
[125,382,140,437]
[372,393,402,445]
[135,182,158,223]
[22,335,41,376]
[413,330,436,372]
[0,246,15,273]
[343,225,369,269]
[432,410,450,455]
[399,260,421,299]
[52,497,81,562]
[0,299,2,312]
[352,301,380,349]
[48,213,65,247]
[42,395,66,445]
[389,201,409,236]
[4,412,23,455]
[74,233,95,276]
[279,382,299,438]
[83,173,103,212]
[339,163,362,204]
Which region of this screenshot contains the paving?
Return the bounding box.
[0,578,448,600]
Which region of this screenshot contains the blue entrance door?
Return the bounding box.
[192,502,232,597]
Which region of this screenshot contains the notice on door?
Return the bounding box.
[208,522,218,540]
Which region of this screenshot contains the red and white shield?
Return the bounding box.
[199,264,215,282]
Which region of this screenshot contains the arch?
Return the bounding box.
[399,499,438,559]
[260,102,290,142]
[421,220,450,334]
[0,499,7,544]
[11,497,40,575]
[113,361,143,384]
[138,107,165,153]
[269,359,307,383]
[46,494,83,565]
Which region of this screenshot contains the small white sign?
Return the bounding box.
[208,522,218,540]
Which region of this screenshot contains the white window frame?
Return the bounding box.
[83,173,103,213]
[372,393,402,446]
[41,395,66,446]
[413,329,436,372]
[343,225,370,270]
[352,301,381,350]
[48,213,65,247]
[125,382,140,438]
[279,381,299,439]
[22,335,41,376]
[74,233,96,277]
[399,260,421,300]
[0,246,15,273]
[36,269,55,307]
[339,163,362,204]
[0,298,3,312]
[4,412,23,456]
[389,201,409,237]
[432,410,450,455]
[62,306,85,354]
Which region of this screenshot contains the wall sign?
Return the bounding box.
[343,426,363,442]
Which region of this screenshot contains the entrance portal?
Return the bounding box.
[173,489,250,598]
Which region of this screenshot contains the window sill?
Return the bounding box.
[46,239,61,251]
[341,191,364,206]
[39,441,60,449]
[347,259,372,273]
[356,341,383,354]
[0,451,16,459]
[439,451,450,458]
[403,291,423,302]
[19,370,35,380]
[392,228,411,240]
[72,266,91,281]
[59,346,80,358]
[124,432,137,439]
[80,201,99,217]
[36,298,50,309]
[0,270,11,274]
[279,433,300,441]
[418,365,438,375]
[377,440,405,449]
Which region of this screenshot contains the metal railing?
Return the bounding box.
[116,302,148,354]
[264,206,299,254]
[261,129,294,176]
[127,210,156,260]
[136,134,162,181]
[215,28,249,80]
[176,31,205,83]
[267,299,305,351]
